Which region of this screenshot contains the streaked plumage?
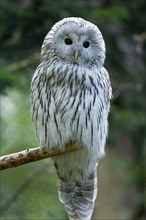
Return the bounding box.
[31,17,112,220]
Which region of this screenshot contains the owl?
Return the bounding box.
[31,17,112,220]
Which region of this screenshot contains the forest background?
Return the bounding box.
[0,0,145,219]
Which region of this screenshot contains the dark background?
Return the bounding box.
[0,0,145,219]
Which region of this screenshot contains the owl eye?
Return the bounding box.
[83,41,90,48]
[64,38,72,45]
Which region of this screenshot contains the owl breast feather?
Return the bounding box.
[31,62,111,159]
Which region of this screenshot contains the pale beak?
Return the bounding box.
[73,51,78,63]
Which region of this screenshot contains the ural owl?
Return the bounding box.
[31,17,112,220]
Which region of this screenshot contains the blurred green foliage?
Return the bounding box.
[0,0,145,219]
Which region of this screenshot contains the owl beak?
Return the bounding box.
[73,51,78,63]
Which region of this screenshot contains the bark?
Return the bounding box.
[0,142,78,171]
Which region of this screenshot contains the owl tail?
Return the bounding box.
[58,171,97,220]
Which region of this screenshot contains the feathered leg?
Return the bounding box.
[58,180,77,219]
[58,171,97,220]
[73,171,97,220]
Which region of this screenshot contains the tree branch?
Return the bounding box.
[6,53,40,72]
[0,142,78,171]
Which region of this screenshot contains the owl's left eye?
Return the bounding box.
[83,41,90,48]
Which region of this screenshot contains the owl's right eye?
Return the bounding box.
[64,38,72,45]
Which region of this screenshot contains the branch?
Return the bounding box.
[0,142,78,171]
[6,52,39,72]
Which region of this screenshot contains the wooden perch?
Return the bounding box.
[0,142,78,171]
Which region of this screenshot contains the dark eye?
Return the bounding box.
[64,38,72,45]
[83,41,90,48]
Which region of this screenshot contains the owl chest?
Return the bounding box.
[43,83,95,124]
[34,76,107,153]
[35,80,88,127]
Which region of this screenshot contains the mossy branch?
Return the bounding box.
[0,142,78,171]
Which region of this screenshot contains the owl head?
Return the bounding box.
[41,17,106,67]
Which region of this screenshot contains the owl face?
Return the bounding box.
[42,17,105,67]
